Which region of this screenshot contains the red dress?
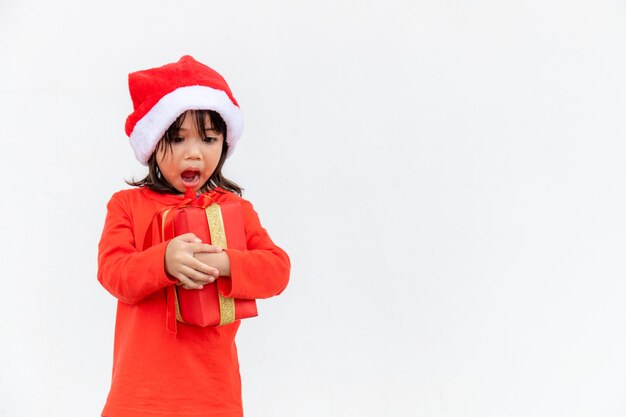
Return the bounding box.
[97,187,290,417]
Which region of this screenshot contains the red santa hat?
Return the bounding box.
[125,55,243,165]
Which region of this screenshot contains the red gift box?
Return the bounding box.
[149,191,258,330]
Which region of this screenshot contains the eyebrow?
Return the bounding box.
[177,127,216,132]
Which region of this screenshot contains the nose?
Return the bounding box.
[184,137,202,160]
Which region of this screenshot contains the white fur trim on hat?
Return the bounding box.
[129,85,243,165]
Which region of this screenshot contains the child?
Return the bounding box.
[97,55,290,417]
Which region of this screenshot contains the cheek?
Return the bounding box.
[213,142,225,160]
[155,153,176,178]
[212,151,225,169]
[156,148,178,167]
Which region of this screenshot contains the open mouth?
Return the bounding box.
[181,168,201,187]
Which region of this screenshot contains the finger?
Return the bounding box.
[175,272,204,290]
[180,266,216,285]
[178,277,205,288]
[178,232,202,244]
[190,243,222,253]
[181,283,203,290]
[191,259,220,277]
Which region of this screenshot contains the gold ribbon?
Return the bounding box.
[161,208,171,241]
[205,204,236,325]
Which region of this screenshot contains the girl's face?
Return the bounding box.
[156,111,224,193]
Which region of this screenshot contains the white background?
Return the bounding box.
[1,1,625,416]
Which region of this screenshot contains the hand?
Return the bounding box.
[165,233,223,290]
[195,252,231,278]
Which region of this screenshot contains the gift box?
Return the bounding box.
[150,191,258,329]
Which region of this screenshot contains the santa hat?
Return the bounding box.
[125,55,243,165]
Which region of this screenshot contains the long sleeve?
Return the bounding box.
[218,200,290,300]
[97,192,176,304]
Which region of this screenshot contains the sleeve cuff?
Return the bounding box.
[217,248,244,298]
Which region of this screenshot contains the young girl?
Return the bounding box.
[97,55,290,417]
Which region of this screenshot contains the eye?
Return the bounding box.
[203,136,218,143]
[172,136,184,143]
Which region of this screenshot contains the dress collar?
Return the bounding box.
[140,187,227,205]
